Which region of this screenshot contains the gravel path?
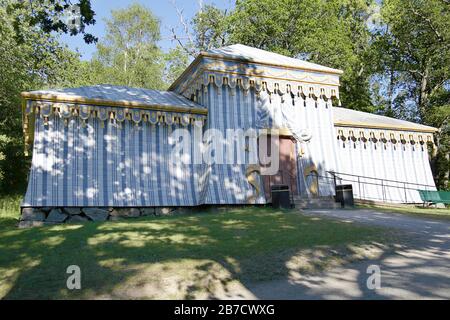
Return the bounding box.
[228,209,450,300]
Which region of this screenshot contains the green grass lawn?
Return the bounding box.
[0,195,392,299]
[357,203,450,221]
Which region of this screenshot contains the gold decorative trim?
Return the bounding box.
[304,165,319,197]
[22,100,29,156]
[25,100,207,125]
[169,55,203,91]
[246,164,261,204]
[169,51,343,93]
[178,71,340,104]
[202,68,340,87]
[21,92,208,115]
[200,52,344,75]
[21,97,208,154]
[202,60,340,84]
[334,122,438,133]
[335,126,435,146]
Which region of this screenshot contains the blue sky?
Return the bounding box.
[61,0,234,60]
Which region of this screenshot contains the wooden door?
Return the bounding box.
[260,135,298,201]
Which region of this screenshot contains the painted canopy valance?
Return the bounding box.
[335,126,434,147]
[21,99,207,156]
[171,50,341,104]
[24,100,207,126]
[21,85,208,155]
[21,85,208,123]
[179,71,341,104]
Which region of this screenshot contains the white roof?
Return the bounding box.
[333,107,437,132]
[205,44,343,74]
[24,85,204,110]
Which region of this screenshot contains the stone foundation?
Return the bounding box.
[18,207,190,228]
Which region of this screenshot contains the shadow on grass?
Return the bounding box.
[0,206,403,299]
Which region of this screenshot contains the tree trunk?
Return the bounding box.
[418,60,430,121]
[386,67,394,114]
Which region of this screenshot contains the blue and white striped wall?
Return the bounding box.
[23,115,208,207]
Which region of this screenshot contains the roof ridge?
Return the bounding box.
[204,43,343,75]
[333,107,438,132]
[21,85,206,112]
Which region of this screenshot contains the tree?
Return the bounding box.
[192,4,229,52]
[372,0,450,189]
[373,0,450,121]
[426,90,450,189]
[164,46,190,85]
[91,3,165,89]
[5,0,97,43]
[0,1,84,193]
[190,0,377,111]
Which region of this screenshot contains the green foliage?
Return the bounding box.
[372,0,450,189]
[192,4,229,52]
[64,4,190,89]
[91,3,166,89]
[427,90,450,189]
[0,2,82,194]
[373,0,450,119]
[5,0,97,43]
[164,46,190,85]
[0,194,21,225]
[193,0,376,111]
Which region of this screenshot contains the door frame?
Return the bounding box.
[257,131,298,201]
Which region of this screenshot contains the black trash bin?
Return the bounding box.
[271,185,291,209]
[335,184,354,208]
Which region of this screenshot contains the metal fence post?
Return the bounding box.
[404,182,407,203]
[358,176,361,200]
[316,174,320,197]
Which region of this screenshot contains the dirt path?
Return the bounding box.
[227,209,450,299]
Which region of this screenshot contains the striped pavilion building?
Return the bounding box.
[21,44,438,217]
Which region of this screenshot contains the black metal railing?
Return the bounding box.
[304,173,336,198]
[325,171,436,204]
